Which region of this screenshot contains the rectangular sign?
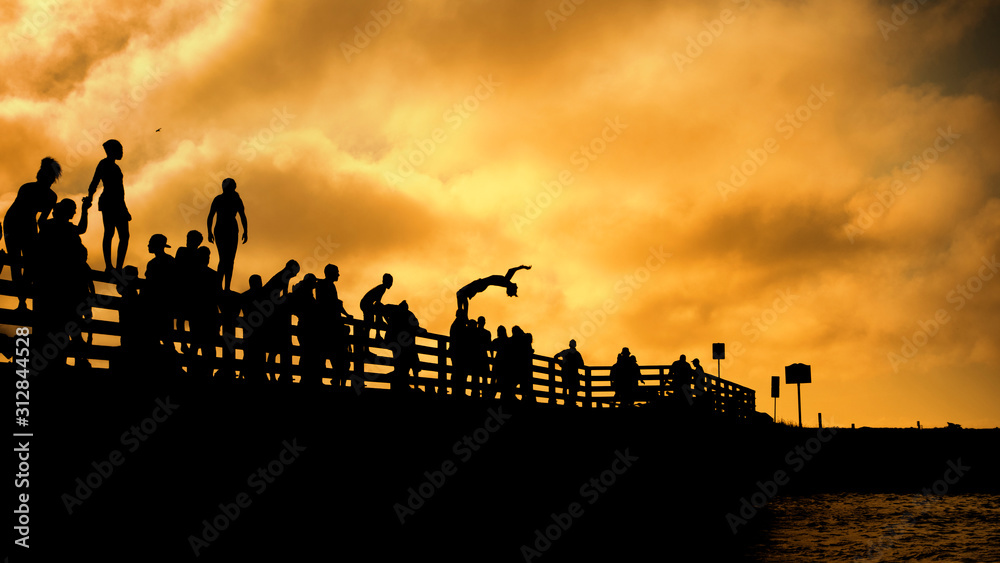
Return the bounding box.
[785,363,812,384]
[712,343,725,360]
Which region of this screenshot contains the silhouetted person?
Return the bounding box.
[239,274,267,382]
[449,309,470,398]
[611,348,643,408]
[35,197,92,369]
[116,266,156,375]
[385,301,426,392]
[472,316,491,398]
[175,230,205,354]
[145,234,176,353]
[206,178,248,291]
[359,273,392,359]
[4,157,60,310]
[489,325,509,399]
[456,265,531,314]
[261,260,300,383]
[188,247,220,378]
[291,273,323,385]
[554,339,584,407]
[317,264,352,385]
[666,354,693,399]
[509,326,535,404]
[87,140,130,273]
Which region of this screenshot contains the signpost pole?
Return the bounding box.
[797,382,802,428]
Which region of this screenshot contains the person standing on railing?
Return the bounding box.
[87,140,131,274]
[4,157,60,311]
[206,178,249,292]
[554,340,584,407]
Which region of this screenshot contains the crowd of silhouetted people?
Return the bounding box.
[4,149,717,409]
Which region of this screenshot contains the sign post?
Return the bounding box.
[712,343,725,379]
[770,376,780,422]
[784,363,812,428]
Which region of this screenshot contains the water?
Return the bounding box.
[742,493,1000,562]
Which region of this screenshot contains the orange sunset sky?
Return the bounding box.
[1,0,998,427]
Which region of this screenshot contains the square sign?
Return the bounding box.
[712,343,725,360]
[785,363,811,384]
[771,376,780,398]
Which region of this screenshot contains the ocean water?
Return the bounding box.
[742,493,1000,562]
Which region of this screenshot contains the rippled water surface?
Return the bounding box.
[741,493,1000,562]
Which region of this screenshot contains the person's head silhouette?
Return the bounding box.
[383,273,393,288]
[506,283,517,297]
[222,178,236,193]
[569,339,577,350]
[325,264,339,281]
[52,199,76,221]
[249,274,262,291]
[36,157,62,185]
[148,234,170,253]
[186,230,203,248]
[103,139,123,161]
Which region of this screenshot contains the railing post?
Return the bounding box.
[548,359,556,405]
[437,337,448,396]
[352,321,366,392]
[584,367,592,409]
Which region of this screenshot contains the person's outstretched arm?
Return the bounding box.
[505,265,532,281]
[77,196,92,235]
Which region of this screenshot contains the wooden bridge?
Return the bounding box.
[1,264,756,420]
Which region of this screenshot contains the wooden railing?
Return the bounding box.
[0,265,755,420]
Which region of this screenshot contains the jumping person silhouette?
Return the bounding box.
[456,265,531,314]
[4,157,60,310]
[87,139,131,273]
[206,178,248,291]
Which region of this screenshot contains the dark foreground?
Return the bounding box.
[18,373,1000,562]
